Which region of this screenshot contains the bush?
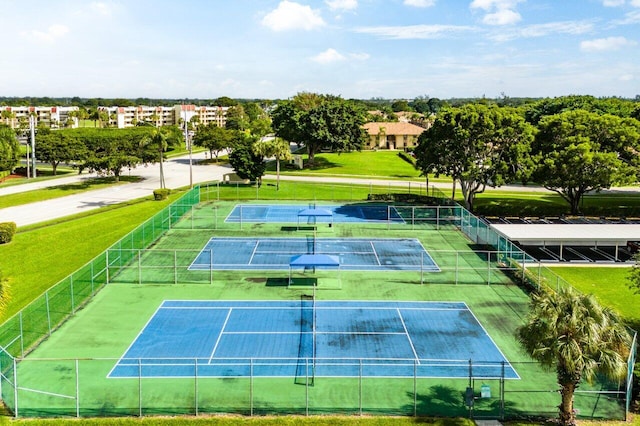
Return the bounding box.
[398,151,416,166]
[0,222,17,244]
[153,188,170,201]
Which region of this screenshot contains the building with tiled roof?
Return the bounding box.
[362,121,425,150]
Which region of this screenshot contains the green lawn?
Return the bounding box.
[548,266,640,331]
[0,191,185,322]
[267,150,431,180]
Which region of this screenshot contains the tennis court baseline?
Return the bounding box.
[109,300,518,380]
[189,237,439,271]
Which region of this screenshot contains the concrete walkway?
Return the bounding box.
[0,153,233,227]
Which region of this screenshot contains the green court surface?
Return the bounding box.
[0,191,631,420]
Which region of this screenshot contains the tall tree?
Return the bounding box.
[414,104,535,211]
[192,123,233,162]
[517,287,630,426]
[0,125,20,172]
[272,93,367,165]
[532,110,639,214]
[225,105,249,131]
[36,130,88,175]
[228,134,265,186]
[253,138,292,190]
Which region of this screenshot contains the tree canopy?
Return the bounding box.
[414,104,535,211]
[531,110,640,214]
[228,134,265,186]
[0,125,20,172]
[271,93,367,164]
[36,129,88,175]
[517,287,630,426]
[192,123,235,162]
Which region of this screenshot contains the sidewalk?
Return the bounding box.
[0,153,233,227]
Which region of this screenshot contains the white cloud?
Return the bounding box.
[602,0,625,5]
[580,36,637,52]
[489,20,594,41]
[483,8,521,25]
[262,1,326,32]
[403,0,436,7]
[632,0,640,6]
[21,24,70,43]
[349,52,370,60]
[311,48,346,63]
[325,0,358,11]
[355,24,476,39]
[613,9,640,25]
[470,0,523,25]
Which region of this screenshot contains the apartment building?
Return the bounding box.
[99,105,229,129]
[1,106,79,129]
[1,104,229,130]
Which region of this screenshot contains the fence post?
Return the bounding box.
[19,312,24,357]
[455,252,459,285]
[75,359,80,418]
[487,251,491,285]
[250,358,254,416]
[436,206,440,231]
[138,250,142,285]
[174,251,178,284]
[359,359,363,416]
[138,358,142,417]
[413,360,417,416]
[305,358,309,416]
[210,250,214,284]
[195,359,199,416]
[13,357,18,418]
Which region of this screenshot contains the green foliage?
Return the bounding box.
[397,151,415,167]
[517,286,630,425]
[524,95,638,124]
[415,104,535,211]
[153,188,170,200]
[532,110,640,214]
[36,130,88,175]
[228,135,266,185]
[192,123,234,161]
[628,254,640,295]
[0,222,16,244]
[0,124,20,172]
[272,93,368,164]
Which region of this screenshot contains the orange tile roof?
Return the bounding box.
[363,122,424,136]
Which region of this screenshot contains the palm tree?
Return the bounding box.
[253,138,292,190]
[141,127,169,189]
[517,287,630,426]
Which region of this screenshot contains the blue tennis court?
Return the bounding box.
[225,204,405,223]
[189,237,439,271]
[109,300,518,380]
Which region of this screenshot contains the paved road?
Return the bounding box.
[0,153,233,227]
[1,153,639,227]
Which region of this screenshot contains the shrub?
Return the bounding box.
[153,188,170,201]
[398,151,416,166]
[0,222,17,244]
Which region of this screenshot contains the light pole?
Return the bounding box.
[29,115,37,178]
[183,104,193,188]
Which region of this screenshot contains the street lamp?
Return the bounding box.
[183,104,193,188]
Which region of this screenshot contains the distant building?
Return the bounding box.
[1,106,79,129]
[363,122,425,150]
[1,104,229,130]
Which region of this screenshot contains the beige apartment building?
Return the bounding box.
[363,122,425,150]
[1,104,229,130]
[100,105,229,128]
[1,106,79,129]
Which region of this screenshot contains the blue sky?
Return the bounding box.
[1,0,639,99]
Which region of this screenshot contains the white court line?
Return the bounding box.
[247,240,260,266]
[370,241,382,266]
[397,308,420,364]
[208,308,233,364]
